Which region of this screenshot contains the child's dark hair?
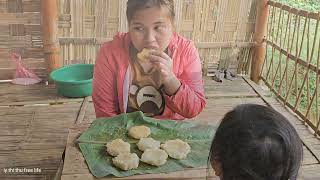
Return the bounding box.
[126,0,175,23]
[210,104,303,180]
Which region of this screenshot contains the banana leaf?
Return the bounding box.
[78,111,217,178]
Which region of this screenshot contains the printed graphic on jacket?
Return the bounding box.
[127,46,165,116]
[128,84,165,116]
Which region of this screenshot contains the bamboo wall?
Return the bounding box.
[0,0,257,80]
[0,0,45,80]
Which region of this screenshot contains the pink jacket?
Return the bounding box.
[92,32,206,120]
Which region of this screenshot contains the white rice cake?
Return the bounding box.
[161,139,191,159]
[106,139,130,156]
[128,125,151,139]
[112,153,139,170]
[137,48,152,62]
[137,137,160,151]
[140,149,168,166]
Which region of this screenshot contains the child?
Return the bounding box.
[93,0,206,120]
[209,104,303,180]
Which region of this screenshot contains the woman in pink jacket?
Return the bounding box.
[93,0,206,120]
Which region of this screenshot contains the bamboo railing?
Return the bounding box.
[261,1,320,135]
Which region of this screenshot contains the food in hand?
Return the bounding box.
[128,125,151,139]
[161,139,191,159]
[140,149,168,166]
[106,139,130,156]
[137,137,160,151]
[137,48,152,62]
[112,153,140,170]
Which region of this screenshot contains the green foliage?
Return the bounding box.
[275,0,320,12]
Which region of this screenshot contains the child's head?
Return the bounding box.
[126,0,175,52]
[210,104,303,180]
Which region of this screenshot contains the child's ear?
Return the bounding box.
[212,157,223,177]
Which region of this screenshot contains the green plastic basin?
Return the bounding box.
[50,64,94,98]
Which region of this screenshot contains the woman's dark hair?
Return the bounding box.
[210,104,303,180]
[126,0,175,23]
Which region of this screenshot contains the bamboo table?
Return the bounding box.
[60,78,262,179]
[59,98,222,180]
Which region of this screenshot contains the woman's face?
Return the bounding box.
[129,6,173,52]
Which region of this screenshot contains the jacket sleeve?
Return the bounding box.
[92,44,119,118]
[164,43,206,118]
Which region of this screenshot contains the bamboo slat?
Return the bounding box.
[0,12,40,24]
[294,16,319,112]
[277,10,294,98]
[0,83,83,106]
[283,14,301,102]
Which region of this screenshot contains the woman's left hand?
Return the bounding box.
[148,51,181,95]
[148,51,173,82]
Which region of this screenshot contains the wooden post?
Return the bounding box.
[250,0,269,83]
[41,0,61,74]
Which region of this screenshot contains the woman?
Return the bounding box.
[93,0,206,120]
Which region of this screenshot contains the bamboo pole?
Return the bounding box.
[250,0,269,83]
[41,0,61,74]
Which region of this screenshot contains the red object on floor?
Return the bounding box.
[10,53,42,85]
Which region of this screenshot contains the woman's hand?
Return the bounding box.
[148,51,181,96]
